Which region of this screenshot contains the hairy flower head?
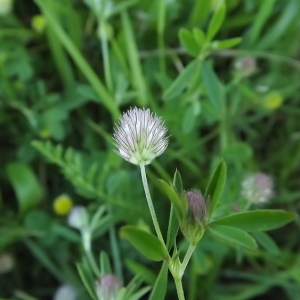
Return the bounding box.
[113,107,168,165]
[241,172,274,204]
[95,274,122,300]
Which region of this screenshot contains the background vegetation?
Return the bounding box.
[0,0,299,299]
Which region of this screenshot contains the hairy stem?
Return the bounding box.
[140,164,165,245]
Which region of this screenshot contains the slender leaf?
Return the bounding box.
[173,169,183,194]
[157,179,183,220]
[120,226,165,261]
[24,239,65,281]
[166,205,179,251]
[179,28,199,56]
[215,37,242,49]
[149,263,169,300]
[209,224,257,250]
[34,0,120,120]
[6,162,43,214]
[193,28,205,47]
[77,262,97,300]
[121,11,148,106]
[202,60,225,111]
[205,160,227,218]
[251,231,279,255]
[100,251,112,275]
[207,1,226,41]
[125,259,156,284]
[211,210,295,231]
[163,60,199,100]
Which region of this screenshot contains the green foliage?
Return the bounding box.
[205,160,227,219]
[120,226,166,261]
[1,0,299,299]
[208,225,257,250]
[211,210,295,231]
[32,140,102,199]
[5,162,44,214]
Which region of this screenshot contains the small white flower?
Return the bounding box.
[113,107,168,165]
[241,172,274,204]
[67,206,89,230]
[53,284,76,300]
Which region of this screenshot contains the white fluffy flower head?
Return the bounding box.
[241,172,274,204]
[113,107,168,165]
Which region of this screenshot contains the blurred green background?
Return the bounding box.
[0,0,299,299]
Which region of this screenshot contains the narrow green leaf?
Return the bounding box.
[157,179,185,221]
[100,251,112,275]
[202,60,225,111]
[215,37,242,49]
[251,231,279,255]
[209,224,257,250]
[24,239,65,281]
[182,101,200,134]
[211,210,295,231]
[256,0,299,50]
[163,60,199,100]
[129,286,152,300]
[173,169,183,194]
[249,0,277,44]
[6,162,44,214]
[179,28,199,56]
[193,28,206,47]
[187,0,211,28]
[166,205,179,251]
[149,263,169,300]
[207,1,226,41]
[34,0,120,121]
[125,259,156,284]
[121,11,148,106]
[205,160,227,219]
[120,226,165,261]
[77,263,97,300]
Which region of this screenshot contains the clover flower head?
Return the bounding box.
[241,172,274,204]
[113,107,168,165]
[95,274,122,300]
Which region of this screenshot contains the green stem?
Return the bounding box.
[140,164,165,246]
[82,228,101,277]
[181,244,196,275]
[174,276,185,300]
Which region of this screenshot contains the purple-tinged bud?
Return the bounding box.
[95,274,122,300]
[241,172,274,204]
[180,190,209,245]
[185,190,208,223]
